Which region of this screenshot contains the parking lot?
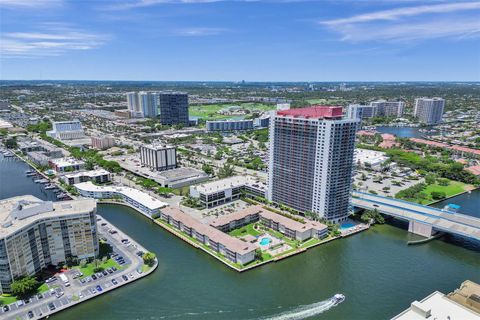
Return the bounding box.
[2,215,156,320]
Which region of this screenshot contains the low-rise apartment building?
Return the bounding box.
[60,169,112,185]
[75,182,167,218]
[160,206,256,265]
[91,135,116,150]
[189,176,267,208]
[210,205,328,241]
[0,196,98,294]
[206,119,254,132]
[49,157,85,173]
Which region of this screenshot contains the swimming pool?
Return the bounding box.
[259,237,271,246]
[340,223,355,230]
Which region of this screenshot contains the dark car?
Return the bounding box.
[102,270,108,276]
[122,275,128,281]
[96,285,103,292]
[91,274,97,280]
[112,266,117,272]
[106,268,113,274]
[27,311,34,318]
[48,303,56,311]
[37,293,43,299]
[111,279,118,285]
[80,278,86,284]
[3,305,9,312]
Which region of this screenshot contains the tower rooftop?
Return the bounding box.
[277,105,343,119]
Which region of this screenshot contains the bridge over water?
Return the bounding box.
[351,191,480,241]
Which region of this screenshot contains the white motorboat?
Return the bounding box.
[331,294,345,305]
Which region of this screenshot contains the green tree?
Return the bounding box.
[217,163,235,178]
[142,252,156,266]
[431,191,447,200]
[254,249,263,261]
[5,137,17,149]
[202,163,214,175]
[11,276,39,299]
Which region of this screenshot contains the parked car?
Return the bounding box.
[37,293,43,299]
[17,300,24,307]
[48,303,56,311]
[3,305,10,312]
[96,285,103,292]
[79,292,84,299]
[27,310,34,318]
[112,266,117,272]
[111,279,118,285]
[122,275,128,281]
[91,274,97,280]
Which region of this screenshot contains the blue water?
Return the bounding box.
[340,223,355,230]
[259,237,271,245]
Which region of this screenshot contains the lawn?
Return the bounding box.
[189,103,275,120]
[0,294,17,305]
[76,259,122,278]
[396,180,471,204]
[229,223,262,237]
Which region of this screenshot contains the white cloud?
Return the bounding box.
[0,0,63,8]
[322,2,480,25]
[1,25,110,58]
[320,1,480,42]
[173,27,227,36]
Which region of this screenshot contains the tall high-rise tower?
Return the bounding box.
[414,98,445,125]
[267,105,359,223]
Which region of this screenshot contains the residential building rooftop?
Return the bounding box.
[277,106,343,119]
[0,195,96,236]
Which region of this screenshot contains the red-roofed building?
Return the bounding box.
[277,105,343,119]
[466,166,480,176]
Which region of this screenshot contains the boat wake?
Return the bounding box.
[260,295,344,320]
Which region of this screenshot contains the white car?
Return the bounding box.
[79,293,84,299]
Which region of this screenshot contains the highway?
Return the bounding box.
[351,191,480,241]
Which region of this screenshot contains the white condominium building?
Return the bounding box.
[414,97,445,125]
[46,120,86,141]
[140,143,177,171]
[370,100,405,117]
[60,169,112,185]
[0,196,98,294]
[126,92,142,118]
[267,106,359,223]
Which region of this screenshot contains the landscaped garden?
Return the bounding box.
[395,178,472,204]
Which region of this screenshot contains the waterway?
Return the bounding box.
[374,126,429,138]
[1,155,479,320]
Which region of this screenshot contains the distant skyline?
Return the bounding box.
[1,0,479,81]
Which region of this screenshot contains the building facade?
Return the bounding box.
[140,144,177,171]
[60,169,112,185]
[126,92,142,118]
[91,136,115,150]
[46,120,86,140]
[370,100,405,117]
[75,182,167,218]
[158,92,189,126]
[267,106,359,223]
[49,157,85,173]
[206,119,254,132]
[0,196,98,294]
[414,97,445,125]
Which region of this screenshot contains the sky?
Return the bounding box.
[0,0,479,81]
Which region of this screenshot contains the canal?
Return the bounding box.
[1,155,479,320]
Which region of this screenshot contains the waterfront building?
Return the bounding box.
[75,182,167,218]
[0,196,98,294]
[189,176,267,208]
[46,120,86,141]
[157,92,189,126]
[206,119,254,132]
[160,206,256,265]
[267,106,359,223]
[91,135,115,150]
[210,205,328,241]
[49,157,85,173]
[414,98,445,125]
[348,104,375,119]
[140,143,177,171]
[392,288,480,320]
[370,100,405,117]
[60,169,112,185]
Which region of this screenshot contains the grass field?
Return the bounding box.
[0,294,17,305]
[76,259,122,278]
[229,223,262,237]
[189,102,275,120]
[397,180,471,204]
[306,99,347,105]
